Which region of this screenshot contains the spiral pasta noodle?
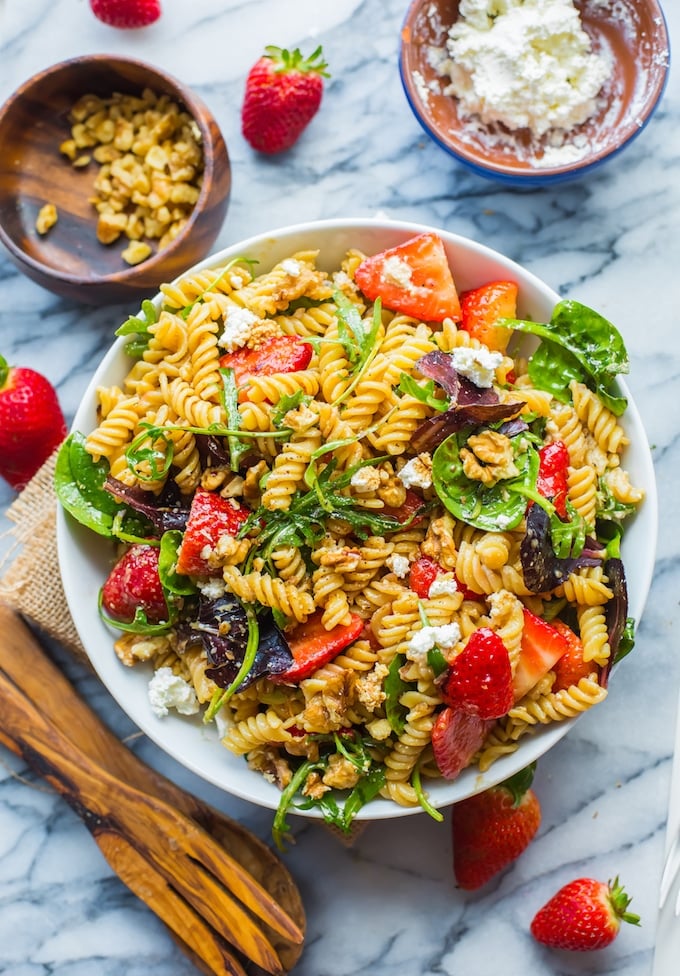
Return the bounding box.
[76,239,643,826]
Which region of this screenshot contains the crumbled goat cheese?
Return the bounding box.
[428,575,459,598]
[449,346,503,388]
[433,0,611,138]
[386,553,411,579]
[398,453,433,490]
[350,466,382,492]
[218,307,259,352]
[148,667,200,718]
[382,255,414,289]
[200,544,216,561]
[408,623,462,662]
[280,258,302,277]
[198,577,227,600]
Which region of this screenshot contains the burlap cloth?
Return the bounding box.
[0,450,364,844]
[0,447,87,661]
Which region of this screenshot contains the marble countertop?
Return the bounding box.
[1,1,679,974]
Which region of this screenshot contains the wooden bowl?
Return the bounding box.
[0,55,231,304]
[400,0,670,185]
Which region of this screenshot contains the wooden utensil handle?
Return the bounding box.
[0,607,303,947]
[0,666,284,975]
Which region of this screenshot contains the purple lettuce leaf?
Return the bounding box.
[520,505,603,593]
[105,475,190,533]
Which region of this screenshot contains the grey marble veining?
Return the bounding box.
[0,1,679,974]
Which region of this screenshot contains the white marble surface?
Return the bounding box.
[0,1,679,974]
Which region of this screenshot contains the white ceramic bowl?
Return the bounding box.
[56,217,658,820]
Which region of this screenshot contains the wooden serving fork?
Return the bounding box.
[0,606,304,975]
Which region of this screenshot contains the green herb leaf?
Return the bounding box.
[55,434,124,537]
[219,367,249,472]
[272,758,325,851]
[612,617,636,665]
[398,372,448,412]
[385,654,410,736]
[432,432,540,532]
[332,295,383,407]
[158,530,196,597]
[341,766,386,829]
[98,589,174,636]
[549,502,587,558]
[411,761,443,822]
[507,300,629,416]
[115,299,158,359]
[205,603,260,720]
[271,389,311,428]
[125,422,175,483]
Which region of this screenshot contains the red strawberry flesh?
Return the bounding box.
[90,0,161,28]
[452,765,541,890]
[431,707,491,780]
[176,489,249,578]
[271,611,364,684]
[101,544,166,624]
[530,876,640,951]
[441,627,514,720]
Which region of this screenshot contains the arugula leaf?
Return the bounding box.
[125,422,175,483]
[115,299,158,359]
[432,432,540,532]
[271,389,311,428]
[398,372,449,412]
[332,295,383,406]
[507,300,629,416]
[272,758,326,851]
[340,767,386,829]
[385,654,410,735]
[411,760,443,822]
[612,617,636,665]
[205,603,260,720]
[219,367,249,472]
[549,501,588,558]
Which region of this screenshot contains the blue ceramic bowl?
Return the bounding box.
[399,0,670,187]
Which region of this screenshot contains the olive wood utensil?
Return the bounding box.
[0,606,304,974]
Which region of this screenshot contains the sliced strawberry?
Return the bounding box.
[380,488,426,526]
[536,441,569,519]
[271,611,364,684]
[219,335,312,387]
[409,555,441,598]
[354,233,461,322]
[431,707,492,780]
[101,543,167,624]
[441,628,513,720]
[176,489,249,578]
[551,619,596,691]
[513,609,570,701]
[460,280,517,353]
[409,554,480,600]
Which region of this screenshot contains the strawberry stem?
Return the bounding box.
[0,354,8,389]
[263,44,330,77]
[608,876,641,927]
[500,761,536,807]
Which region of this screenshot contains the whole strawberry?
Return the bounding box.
[241,45,329,154]
[90,0,161,28]
[531,876,640,950]
[0,354,67,491]
[101,544,167,625]
[452,763,541,890]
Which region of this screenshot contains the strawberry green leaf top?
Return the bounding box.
[530,876,640,951]
[241,44,329,154]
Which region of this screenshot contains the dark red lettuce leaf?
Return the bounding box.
[105,475,190,533]
[520,505,603,593]
[601,558,629,687]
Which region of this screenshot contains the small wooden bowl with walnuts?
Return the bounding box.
[0,55,231,304]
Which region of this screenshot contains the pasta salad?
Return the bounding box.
[56,231,644,841]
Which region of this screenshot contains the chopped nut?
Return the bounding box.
[121,240,152,265]
[61,87,205,266]
[35,203,58,236]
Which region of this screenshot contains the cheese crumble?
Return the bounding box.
[450,346,503,388]
[148,667,200,718]
[431,0,611,139]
